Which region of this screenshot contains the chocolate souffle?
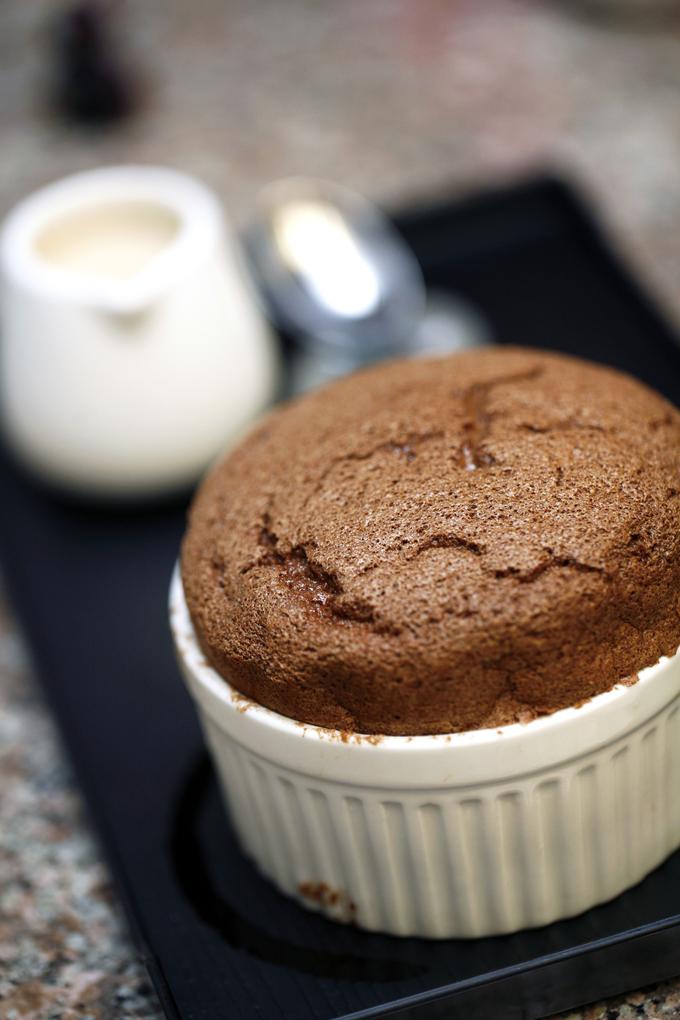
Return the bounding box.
[181,348,680,736]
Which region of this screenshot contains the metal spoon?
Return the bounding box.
[243,177,489,393]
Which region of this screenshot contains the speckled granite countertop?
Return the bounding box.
[4,2,680,1017]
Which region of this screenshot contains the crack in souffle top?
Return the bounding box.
[181,348,680,735]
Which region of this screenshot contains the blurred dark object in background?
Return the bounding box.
[567,0,680,27]
[48,0,140,126]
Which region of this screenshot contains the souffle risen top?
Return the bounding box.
[181,347,680,735]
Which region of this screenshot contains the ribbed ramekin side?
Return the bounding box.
[197,693,680,939]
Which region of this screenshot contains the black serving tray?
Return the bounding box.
[2,176,680,1020]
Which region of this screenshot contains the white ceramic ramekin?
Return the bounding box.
[170,566,680,939]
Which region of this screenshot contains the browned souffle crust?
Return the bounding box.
[181,348,680,736]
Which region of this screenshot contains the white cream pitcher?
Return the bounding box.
[0,166,279,498]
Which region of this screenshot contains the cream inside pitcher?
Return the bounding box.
[0,166,279,497]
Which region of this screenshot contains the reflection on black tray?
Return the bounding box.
[171,751,680,984]
[171,755,427,982]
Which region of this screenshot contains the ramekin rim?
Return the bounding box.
[169,563,679,752]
